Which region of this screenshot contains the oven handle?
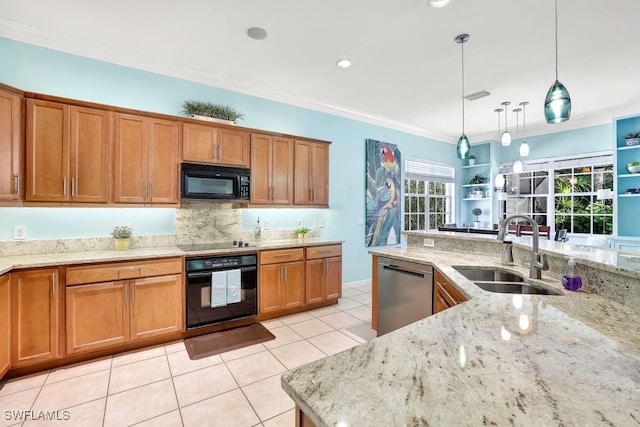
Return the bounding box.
[187,266,257,278]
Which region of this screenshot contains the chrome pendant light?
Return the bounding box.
[455,34,471,159]
[544,0,571,123]
[512,108,523,173]
[501,101,511,146]
[519,101,530,157]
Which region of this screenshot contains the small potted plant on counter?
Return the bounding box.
[472,208,482,228]
[181,100,245,125]
[295,226,310,240]
[111,225,132,251]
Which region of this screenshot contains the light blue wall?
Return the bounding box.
[0,37,457,283]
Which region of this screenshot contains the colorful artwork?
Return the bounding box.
[365,139,401,247]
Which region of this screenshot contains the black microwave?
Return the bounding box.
[181,163,250,201]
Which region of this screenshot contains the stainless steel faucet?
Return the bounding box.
[497,214,549,279]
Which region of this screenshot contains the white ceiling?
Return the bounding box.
[1,0,639,143]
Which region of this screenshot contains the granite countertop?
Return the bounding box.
[281,246,640,426]
[0,238,343,275]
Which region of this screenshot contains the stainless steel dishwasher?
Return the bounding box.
[377,257,433,336]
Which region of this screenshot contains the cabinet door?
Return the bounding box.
[293,140,312,205]
[148,118,180,204]
[282,262,303,310]
[305,259,324,305]
[69,106,110,203]
[130,274,183,341]
[0,89,22,201]
[271,137,294,205]
[217,128,250,167]
[25,99,69,201]
[310,143,329,206]
[182,122,216,162]
[259,264,283,314]
[323,257,342,300]
[0,274,10,378]
[433,284,449,314]
[66,281,129,354]
[250,133,272,204]
[113,113,148,204]
[12,269,60,366]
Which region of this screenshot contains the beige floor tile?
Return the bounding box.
[263,409,295,427]
[133,410,183,427]
[220,342,267,362]
[32,370,109,413]
[112,345,167,368]
[305,305,341,318]
[352,283,372,293]
[263,325,303,350]
[23,398,105,427]
[109,355,171,395]
[349,292,372,305]
[261,319,285,330]
[242,374,294,421]
[278,312,314,325]
[287,318,333,339]
[173,363,238,408]
[335,297,363,311]
[225,351,286,387]
[340,287,362,298]
[318,311,360,329]
[270,340,327,370]
[0,388,41,427]
[181,389,259,427]
[0,372,48,397]
[167,349,223,377]
[307,330,361,355]
[343,322,377,342]
[103,379,178,427]
[164,340,187,354]
[45,357,112,384]
[346,305,373,322]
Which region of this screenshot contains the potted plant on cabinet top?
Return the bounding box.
[468,155,476,166]
[181,100,245,125]
[295,226,310,240]
[472,208,482,228]
[624,131,640,146]
[111,225,132,251]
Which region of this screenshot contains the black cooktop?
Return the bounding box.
[178,241,255,251]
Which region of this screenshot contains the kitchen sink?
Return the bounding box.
[453,267,525,283]
[474,281,563,296]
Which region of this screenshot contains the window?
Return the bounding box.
[404,158,455,231]
[499,153,613,235]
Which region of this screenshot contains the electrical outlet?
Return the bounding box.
[319,219,325,228]
[264,219,271,230]
[423,238,435,247]
[296,219,302,227]
[313,219,319,228]
[14,225,26,240]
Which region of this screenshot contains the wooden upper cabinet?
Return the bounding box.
[0,88,23,201]
[113,113,179,205]
[294,140,329,206]
[250,134,293,205]
[183,122,249,167]
[25,99,110,203]
[0,274,10,378]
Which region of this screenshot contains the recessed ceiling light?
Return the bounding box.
[247,27,268,40]
[429,0,451,8]
[465,90,490,101]
[336,59,352,69]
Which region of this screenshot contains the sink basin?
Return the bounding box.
[453,267,525,283]
[474,281,563,296]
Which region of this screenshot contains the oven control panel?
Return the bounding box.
[186,254,257,272]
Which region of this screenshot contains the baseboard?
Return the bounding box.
[342,279,371,289]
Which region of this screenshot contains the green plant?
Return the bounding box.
[472,208,482,221]
[628,161,640,166]
[469,174,488,184]
[111,225,132,239]
[181,100,245,122]
[468,154,476,160]
[625,131,640,139]
[295,226,310,235]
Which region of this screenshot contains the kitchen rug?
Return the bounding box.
[184,323,275,360]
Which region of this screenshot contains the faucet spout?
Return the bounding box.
[497,214,549,279]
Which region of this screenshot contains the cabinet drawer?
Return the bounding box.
[66,257,182,285]
[305,245,341,260]
[260,248,304,265]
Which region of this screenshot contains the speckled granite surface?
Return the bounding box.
[281,246,640,426]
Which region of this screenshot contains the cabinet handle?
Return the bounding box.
[219,144,223,159]
[51,273,56,295]
[13,174,19,194]
[71,177,76,197]
[131,285,135,304]
[124,284,128,306]
[279,266,284,283]
[213,143,217,160]
[269,187,273,200]
[283,266,287,282]
[275,253,292,258]
[143,181,146,199]
[323,260,328,275]
[312,188,316,201]
[63,176,67,196]
[318,249,332,253]
[117,266,141,272]
[149,182,153,201]
[308,189,312,201]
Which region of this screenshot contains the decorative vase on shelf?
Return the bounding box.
[473,221,481,228]
[114,238,130,251]
[468,158,476,166]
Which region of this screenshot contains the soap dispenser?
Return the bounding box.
[561,257,582,291]
[255,217,262,242]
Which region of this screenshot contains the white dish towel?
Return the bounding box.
[227,269,242,304]
[211,271,228,307]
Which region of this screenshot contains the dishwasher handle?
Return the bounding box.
[382,264,429,278]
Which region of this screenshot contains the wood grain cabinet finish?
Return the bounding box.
[305,245,342,304]
[259,248,304,314]
[0,274,10,378]
[250,133,293,205]
[433,270,467,314]
[25,100,111,203]
[65,258,183,355]
[183,122,250,167]
[293,140,329,206]
[113,113,180,205]
[0,88,23,201]
[11,268,61,367]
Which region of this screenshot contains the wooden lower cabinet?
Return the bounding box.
[11,268,61,367]
[305,258,341,304]
[0,274,10,378]
[259,248,304,315]
[433,270,467,314]
[130,274,183,341]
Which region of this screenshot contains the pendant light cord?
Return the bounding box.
[461,40,465,133]
[555,0,559,80]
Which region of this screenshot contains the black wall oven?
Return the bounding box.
[185,253,257,330]
[181,163,250,202]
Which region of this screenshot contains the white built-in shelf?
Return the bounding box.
[618,173,640,178]
[462,197,490,201]
[617,144,640,151]
[618,193,640,198]
[462,183,490,188]
[462,162,490,169]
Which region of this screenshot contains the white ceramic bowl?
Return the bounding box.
[627,164,640,174]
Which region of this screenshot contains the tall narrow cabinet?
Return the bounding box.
[614,115,640,237]
[0,86,23,202]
